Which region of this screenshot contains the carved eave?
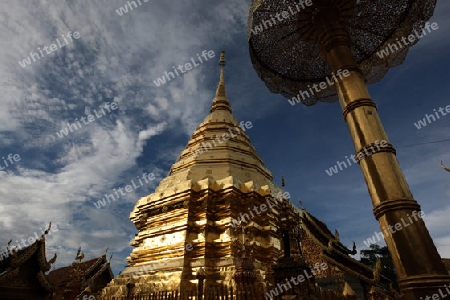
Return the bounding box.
[10,241,40,267]
[39,245,57,272]
[6,235,56,271]
[86,260,114,286]
[83,255,108,276]
[37,270,54,292]
[300,208,392,288]
[320,249,392,287]
[441,160,450,172]
[301,208,353,255]
[0,266,20,282]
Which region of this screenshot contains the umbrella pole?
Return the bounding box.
[316,15,450,298]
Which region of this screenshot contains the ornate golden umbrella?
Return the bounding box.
[248,0,448,298]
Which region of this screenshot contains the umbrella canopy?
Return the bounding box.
[248,0,436,105]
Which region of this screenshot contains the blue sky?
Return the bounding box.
[0,0,449,276]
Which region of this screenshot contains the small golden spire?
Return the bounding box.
[299,199,304,209]
[281,172,285,187]
[219,50,226,66]
[215,51,226,98]
[211,50,232,113]
[75,246,85,261]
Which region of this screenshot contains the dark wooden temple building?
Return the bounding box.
[47,252,114,300]
[0,223,113,300]
[298,206,398,299]
[0,227,56,300]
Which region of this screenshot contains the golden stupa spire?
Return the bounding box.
[211,51,232,113]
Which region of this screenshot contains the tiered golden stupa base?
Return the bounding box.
[100,178,288,298]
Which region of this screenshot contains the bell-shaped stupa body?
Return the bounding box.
[101,51,291,298]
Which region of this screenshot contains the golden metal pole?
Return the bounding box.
[314,9,450,299]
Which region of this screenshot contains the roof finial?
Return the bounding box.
[219,50,226,67]
[211,50,231,113]
[216,51,226,98]
[75,246,85,262]
[281,171,285,187]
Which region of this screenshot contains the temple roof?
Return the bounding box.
[0,230,56,294]
[47,254,114,299]
[47,254,112,288]
[301,208,355,255]
[300,208,393,287]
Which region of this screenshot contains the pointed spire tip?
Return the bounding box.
[219,51,226,67]
[211,50,231,113]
